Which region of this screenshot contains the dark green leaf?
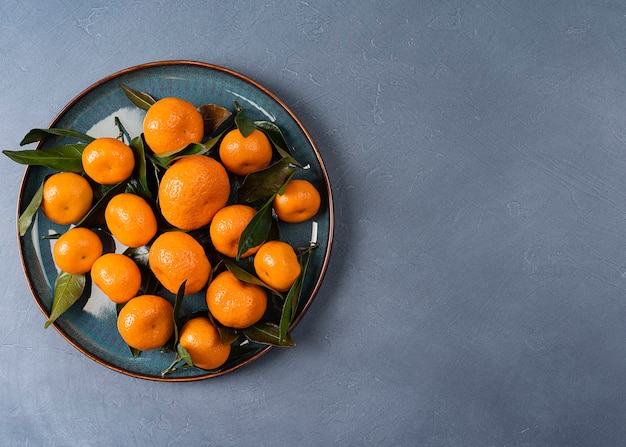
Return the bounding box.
[279,274,303,343]
[76,181,127,228]
[173,280,187,345]
[268,212,281,242]
[243,322,295,347]
[45,272,86,328]
[278,244,316,342]
[234,103,256,138]
[124,245,150,267]
[223,258,283,298]
[18,180,44,236]
[254,120,301,166]
[238,157,296,203]
[177,343,193,367]
[236,199,273,260]
[151,142,209,167]
[3,144,86,172]
[120,85,156,110]
[114,117,131,145]
[128,136,152,200]
[20,128,94,146]
[207,311,240,345]
[198,104,232,135]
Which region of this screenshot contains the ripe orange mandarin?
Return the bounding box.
[158,155,230,230]
[52,227,103,274]
[273,179,321,223]
[206,270,267,329]
[209,204,261,259]
[179,317,231,370]
[219,128,272,176]
[81,137,135,184]
[117,294,174,351]
[41,172,93,225]
[148,231,211,295]
[91,253,142,304]
[143,97,204,155]
[253,240,301,292]
[104,193,157,248]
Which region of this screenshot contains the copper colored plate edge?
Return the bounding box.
[15,60,335,381]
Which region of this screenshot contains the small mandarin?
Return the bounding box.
[91,253,142,304]
[104,193,157,248]
[82,137,135,184]
[206,270,267,329]
[273,179,321,223]
[158,155,230,230]
[117,295,174,351]
[179,317,231,370]
[219,128,272,176]
[52,227,103,274]
[253,240,301,292]
[209,204,261,259]
[148,231,211,295]
[41,172,93,225]
[143,97,204,155]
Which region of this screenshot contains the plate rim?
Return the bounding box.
[15,60,335,381]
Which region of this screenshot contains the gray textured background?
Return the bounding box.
[2,1,626,446]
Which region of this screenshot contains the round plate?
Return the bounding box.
[16,61,334,381]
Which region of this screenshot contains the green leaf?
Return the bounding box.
[45,272,86,328]
[20,128,94,145]
[177,343,193,367]
[114,117,131,145]
[198,104,232,135]
[76,181,127,228]
[128,136,152,200]
[207,310,240,345]
[173,280,187,345]
[18,180,44,236]
[124,245,150,267]
[223,258,283,298]
[3,144,86,172]
[151,142,209,167]
[243,322,295,347]
[120,85,156,110]
[236,198,273,260]
[234,102,256,138]
[238,157,296,203]
[278,244,317,343]
[253,120,301,166]
[279,274,303,343]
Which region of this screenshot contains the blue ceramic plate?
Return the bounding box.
[17,61,334,381]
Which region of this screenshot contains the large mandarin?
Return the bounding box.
[158,155,230,230]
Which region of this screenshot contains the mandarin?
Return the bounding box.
[81,137,135,184]
[158,155,230,230]
[52,227,103,274]
[148,231,211,295]
[273,179,321,223]
[91,253,142,304]
[143,97,204,155]
[219,128,272,176]
[206,270,267,329]
[117,294,174,351]
[253,240,301,292]
[104,193,157,248]
[209,204,261,259]
[41,172,93,225]
[179,317,231,370]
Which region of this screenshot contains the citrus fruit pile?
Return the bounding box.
[4,87,322,376]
